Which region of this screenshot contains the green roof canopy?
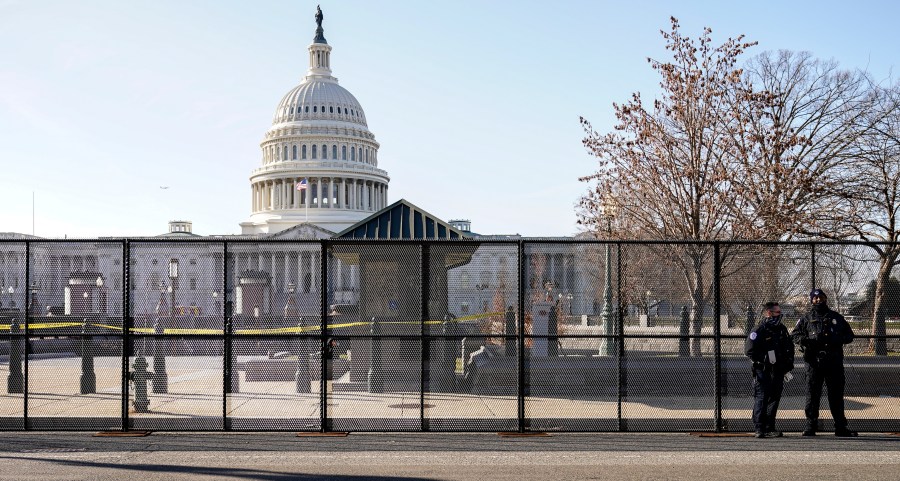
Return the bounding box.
[336,199,469,240]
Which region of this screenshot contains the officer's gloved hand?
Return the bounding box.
[752,361,764,370]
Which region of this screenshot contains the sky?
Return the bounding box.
[1,0,898,239]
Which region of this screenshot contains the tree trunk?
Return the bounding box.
[869,257,894,356]
[689,262,705,357]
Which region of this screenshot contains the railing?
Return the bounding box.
[0,239,898,432]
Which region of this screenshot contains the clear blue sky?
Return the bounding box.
[1,0,898,238]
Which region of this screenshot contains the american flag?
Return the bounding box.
[296,179,308,190]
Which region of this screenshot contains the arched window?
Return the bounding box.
[301,145,307,159]
[365,148,369,163]
[283,146,288,160]
[313,106,317,113]
[342,145,347,160]
[322,144,327,159]
[312,145,317,159]
[305,105,309,113]
[292,145,297,160]
[351,146,356,161]
[321,105,325,113]
[332,145,337,159]
[329,106,333,113]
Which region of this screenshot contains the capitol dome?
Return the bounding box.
[241,8,389,236]
[273,81,368,127]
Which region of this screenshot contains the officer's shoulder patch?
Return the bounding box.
[749,332,757,340]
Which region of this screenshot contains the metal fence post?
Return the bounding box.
[6,319,23,394]
[517,240,526,433]
[420,243,430,431]
[80,320,96,394]
[713,242,723,432]
[122,240,130,431]
[320,240,329,432]
[617,243,626,432]
[24,241,30,428]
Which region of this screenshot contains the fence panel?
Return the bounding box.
[1,239,899,431]
[522,241,619,431]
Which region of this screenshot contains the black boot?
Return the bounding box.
[835,427,858,437]
[802,420,817,437]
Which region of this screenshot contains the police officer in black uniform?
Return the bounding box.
[746,302,794,438]
[791,289,858,437]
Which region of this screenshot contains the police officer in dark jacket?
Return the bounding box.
[745,302,794,438]
[791,289,857,437]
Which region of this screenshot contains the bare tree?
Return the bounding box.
[840,85,900,355]
[731,51,878,239]
[579,18,761,355]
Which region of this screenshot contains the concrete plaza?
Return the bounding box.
[1,355,898,432]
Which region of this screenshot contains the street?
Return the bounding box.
[1,432,898,480]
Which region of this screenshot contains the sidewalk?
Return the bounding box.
[1,431,899,481]
[2,355,898,431]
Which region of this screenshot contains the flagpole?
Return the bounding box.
[297,178,308,224]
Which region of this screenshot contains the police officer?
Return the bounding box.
[791,289,858,437]
[746,302,794,438]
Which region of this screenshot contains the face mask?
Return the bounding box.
[766,314,782,325]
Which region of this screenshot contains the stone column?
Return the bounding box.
[312,252,320,292]
[325,177,334,209]
[283,253,291,289]
[335,258,343,291]
[273,181,279,209]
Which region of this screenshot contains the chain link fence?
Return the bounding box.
[1,239,898,432]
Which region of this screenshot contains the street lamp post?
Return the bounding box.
[28,282,40,317]
[285,282,298,317]
[169,259,178,325]
[253,305,261,352]
[212,290,220,317]
[96,276,106,314]
[152,285,169,394]
[600,194,618,356]
[95,276,104,314]
[544,280,555,302]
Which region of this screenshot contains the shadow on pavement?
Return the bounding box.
[0,456,439,481]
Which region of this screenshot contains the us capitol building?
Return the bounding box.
[0,8,584,322]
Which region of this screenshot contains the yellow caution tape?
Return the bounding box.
[0,311,508,334]
[0,322,87,331]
